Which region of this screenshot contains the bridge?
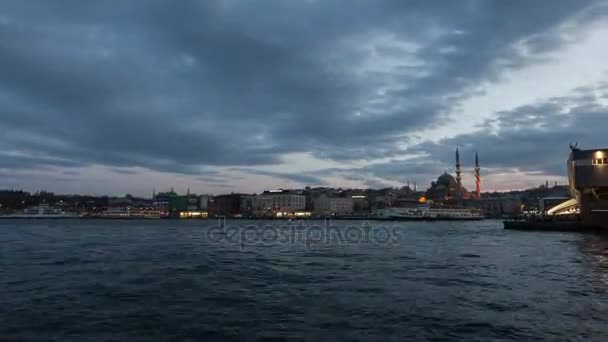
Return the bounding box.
[546,198,578,216]
[545,147,608,228]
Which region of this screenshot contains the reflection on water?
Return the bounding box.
[1,219,608,341]
[578,234,608,287]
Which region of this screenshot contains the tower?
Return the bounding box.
[475,152,481,199]
[455,149,462,190]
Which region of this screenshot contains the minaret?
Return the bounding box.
[475,152,481,199]
[455,149,462,190]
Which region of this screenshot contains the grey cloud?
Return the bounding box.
[0,153,84,170]
[407,90,608,178]
[0,0,605,187]
[61,170,80,176]
[319,82,608,188]
[109,168,139,175]
[232,168,324,186]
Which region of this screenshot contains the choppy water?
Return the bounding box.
[1,219,608,341]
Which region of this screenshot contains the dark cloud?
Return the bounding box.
[109,168,139,175]
[404,88,608,179]
[61,170,80,177]
[309,82,608,189]
[0,0,605,190]
[0,153,83,170]
[232,168,325,186]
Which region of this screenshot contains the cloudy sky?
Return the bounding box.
[1,0,608,196]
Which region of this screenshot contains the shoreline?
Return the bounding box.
[0,215,493,221]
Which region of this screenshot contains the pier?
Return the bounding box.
[504,146,608,232]
[503,215,602,232]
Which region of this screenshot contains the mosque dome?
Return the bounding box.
[436,172,457,189]
[426,172,465,201]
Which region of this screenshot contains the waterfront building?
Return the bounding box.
[391,197,425,208]
[168,196,188,214]
[154,190,177,217]
[313,194,353,216]
[351,194,370,213]
[167,194,205,218]
[108,196,133,207]
[466,196,522,218]
[239,195,254,217]
[252,190,306,217]
[567,147,608,227]
[214,194,247,216]
[199,195,210,211]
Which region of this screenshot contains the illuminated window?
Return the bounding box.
[592,159,597,165]
[604,158,608,164]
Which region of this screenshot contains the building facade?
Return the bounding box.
[253,190,306,216]
[313,194,354,216]
[466,197,522,218]
[213,194,244,216]
[568,147,608,227]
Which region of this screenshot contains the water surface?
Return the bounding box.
[1,219,607,341]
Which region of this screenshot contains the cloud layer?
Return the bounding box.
[1,0,607,194]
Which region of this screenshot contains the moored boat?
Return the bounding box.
[2,205,80,219]
[375,206,484,221]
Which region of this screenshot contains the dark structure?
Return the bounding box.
[468,196,522,218]
[427,172,463,202]
[213,194,244,216]
[568,147,608,228]
[455,149,462,192]
[475,152,481,199]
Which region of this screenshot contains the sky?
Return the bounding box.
[1,0,608,196]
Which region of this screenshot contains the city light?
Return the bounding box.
[179,211,208,219]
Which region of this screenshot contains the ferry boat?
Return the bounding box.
[375,206,484,221]
[3,205,79,219]
[99,207,160,219]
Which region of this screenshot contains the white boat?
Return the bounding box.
[101,207,131,218]
[100,207,160,219]
[375,206,484,221]
[4,205,79,218]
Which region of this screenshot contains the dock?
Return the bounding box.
[503,215,602,232]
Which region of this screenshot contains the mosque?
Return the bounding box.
[426,149,481,203]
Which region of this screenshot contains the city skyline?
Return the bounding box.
[2,1,608,196]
